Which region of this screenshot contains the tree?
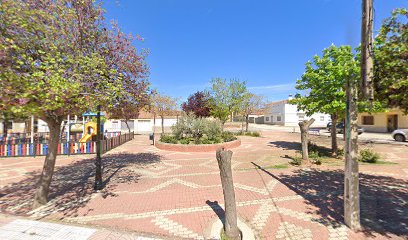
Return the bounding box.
[241,93,264,132]
[299,118,315,164]
[0,0,148,207]
[374,8,408,112]
[108,83,152,133]
[291,45,359,156]
[181,91,211,117]
[216,148,240,240]
[209,78,247,127]
[152,94,178,134]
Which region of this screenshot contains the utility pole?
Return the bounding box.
[344,75,361,231]
[344,0,375,230]
[360,0,374,101]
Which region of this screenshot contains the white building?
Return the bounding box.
[264,99,331,128]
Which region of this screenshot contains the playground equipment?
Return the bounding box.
[79,122,97,142]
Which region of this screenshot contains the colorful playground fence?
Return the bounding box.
[0,132,134,157]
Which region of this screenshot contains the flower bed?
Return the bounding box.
[155,138,241,152]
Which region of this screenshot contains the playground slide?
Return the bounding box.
[79,133,95,143]
[79,122,98,142]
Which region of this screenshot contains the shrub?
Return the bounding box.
[160,134,178,144]
[179,138,190,144]
[234,131,261,137]
[290,156,302,166]
[222,131,237,142]
[171,112,222,141]
[358,149,380,163]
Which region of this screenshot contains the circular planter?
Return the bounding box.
[155,139,241,152]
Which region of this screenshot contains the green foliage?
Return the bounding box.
[221,131,237,142]
[208,78,247,124]
[374,8,408,113]
[289,156,302,166]
[160,135,178,144]
[291,45,359,118]
[358,149,380,163]
[235,131,261,137]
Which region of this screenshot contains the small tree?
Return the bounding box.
[291,45,359,157]
[209,78,247,127]
[181,91,211,117]
[152,94,178,134]
[241,93,264,132]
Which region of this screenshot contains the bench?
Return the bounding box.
[308,129,320,135]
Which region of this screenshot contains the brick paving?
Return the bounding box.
[0,130,407,239]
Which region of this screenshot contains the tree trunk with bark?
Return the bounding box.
[344,76,361,230]
[161,115,164,135]
[245,115,249,132]
[330,113,338,157]
[124,119,131,133]
[216,148,241,240]
[298,118,315,164]
[33,117,62,209]
[153,113,156,144]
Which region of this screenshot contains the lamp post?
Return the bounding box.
[94,104,103,190]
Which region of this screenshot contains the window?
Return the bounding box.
[320,116,325,121]
[297,113,305,121]
[277,116,282,122]
[265,117,270,121]
[271,116,273,122]
[362,116,374,125]
[138,120,150,123]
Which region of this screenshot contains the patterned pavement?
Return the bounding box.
[0,130,407,239]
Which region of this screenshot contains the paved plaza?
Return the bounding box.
[0,130,407,239]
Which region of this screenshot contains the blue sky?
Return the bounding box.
[103,0,406,102]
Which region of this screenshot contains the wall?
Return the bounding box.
[264,101,286,125]
[358,110,408,133]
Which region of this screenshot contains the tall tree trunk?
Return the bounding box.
[330,113,338,157]
[241,116,244,132]
[33,117,62,208]
[2,118,8,136]
[125,119,131,133]
[216,148,240,240]
[298,118,315,164]
[161,115,164,135]
[245,115,249,132]
[153,113,156,144]
[94,106,103,190]
[344,75,361,230]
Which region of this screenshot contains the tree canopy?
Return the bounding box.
[291,45,359,118]
[374,8,408,113]
[208,78,247,125]
[181,91,212,117]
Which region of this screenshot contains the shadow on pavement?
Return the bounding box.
[251,162,408,238]
[0,153,162,219]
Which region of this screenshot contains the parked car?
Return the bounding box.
[326,122,364,135]
[391,129,407,142]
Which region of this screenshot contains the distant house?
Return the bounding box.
[263,97,331,128]
[105,111,180,134]
[358,109,408,133]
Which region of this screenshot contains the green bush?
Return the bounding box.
[234,131,261,137]
[222,131,237,142]
[290,156,302,166]
[160,134,178,144]
[179,138,190,144]
[358,149,380,163]
[172,112,222,142]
